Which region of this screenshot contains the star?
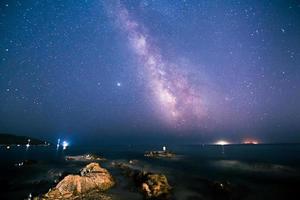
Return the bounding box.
[117,82,121,87]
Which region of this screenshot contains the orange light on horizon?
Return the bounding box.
[243,139,259,144]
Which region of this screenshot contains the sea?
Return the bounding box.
[0,144,300,200]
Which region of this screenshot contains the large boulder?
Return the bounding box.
[112,161,172,199]
[36,163,114,200]
[141,173,172,199]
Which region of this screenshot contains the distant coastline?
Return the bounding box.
[0,133,50,146]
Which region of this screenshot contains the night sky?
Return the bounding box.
[0,0,299,144]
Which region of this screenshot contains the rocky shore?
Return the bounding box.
[34,163,114,200]
[28,149,248,200]
[34,160,172,200]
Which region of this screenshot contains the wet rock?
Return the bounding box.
[48,170,69,184]
[35,189,112,200]
[65,154,106,162]
[35,163,114,200]
[129,159,139,164]
[111,161,134,172]
[113,161,172,199]
[141,173,172,199]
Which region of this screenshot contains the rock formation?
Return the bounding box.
[112,161,172,199]
[141,173,172,199]
[35,163,114,200]
[65,154,106,162]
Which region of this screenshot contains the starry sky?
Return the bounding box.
[0,0,299,144]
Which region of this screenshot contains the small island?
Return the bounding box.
[144,146,176,158]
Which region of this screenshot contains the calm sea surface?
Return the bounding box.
[1,144,300,199]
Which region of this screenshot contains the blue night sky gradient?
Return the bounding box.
[0,0,299,144]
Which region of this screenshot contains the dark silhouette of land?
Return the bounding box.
[0,133,49,145]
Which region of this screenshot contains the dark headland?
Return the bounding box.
[0,133,50,145]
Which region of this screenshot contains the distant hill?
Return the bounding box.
[0,133,50,145]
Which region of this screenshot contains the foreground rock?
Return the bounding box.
[35,163,114,200]
[113,162,172,199]
[141,173,171,199]
[65,154,106,162]
[144,150,176,158]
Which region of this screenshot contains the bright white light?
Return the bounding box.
[215,140,230,146]
[117,82,121,87]
[62,141,68,147]
[62,141,69,150]
[56,139,61,149]
[26,138,31,149]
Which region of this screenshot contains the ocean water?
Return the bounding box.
[1,144,300,200]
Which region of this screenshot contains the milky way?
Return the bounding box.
[1,0,300,142]
[113,4,205,129]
